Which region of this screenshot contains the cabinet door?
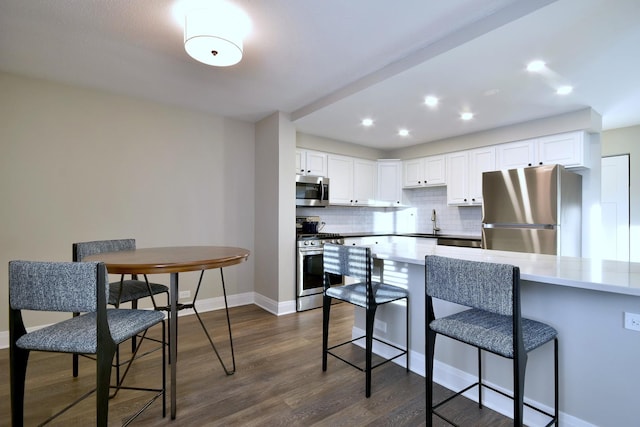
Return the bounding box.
[468,147,495,204]
[295,150,305,174]
[537,131,589,168]
[377,160,402,205]
[327,155,354,204]
[424,155,446,185]
[446,152,468,205]
[353,159,377,205]
[305,151,328,176]
[496,140,536,169]
[403,158,424,187]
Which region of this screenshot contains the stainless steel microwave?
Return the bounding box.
[296,175,330,207]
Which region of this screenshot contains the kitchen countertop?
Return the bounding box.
[370,240,640,297]
[339,232,482,240]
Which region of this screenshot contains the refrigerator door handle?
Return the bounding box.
[482,223,557,230]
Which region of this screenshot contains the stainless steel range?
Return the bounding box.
[296,232,344,311]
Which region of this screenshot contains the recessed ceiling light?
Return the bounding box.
[424,96,439,107]
[460,112,474,121]
[556,85,573,95]
[361,118,373,126]
[398,129,410,137]
[526,60,546,72]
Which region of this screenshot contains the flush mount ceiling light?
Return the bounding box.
[424,96,439,107]
[460,112,474,121]
[398,129,410,137]
[362,118,374,127]
[556,85,573,95]
[183,3,250,67]
[526,60,546,72]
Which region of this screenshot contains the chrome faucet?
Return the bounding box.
[431,209,441,235]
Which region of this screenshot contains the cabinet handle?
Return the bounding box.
[539,162,543,165]
[471,198,475,202]
[418,181,422,184]
[528,163,532,166]
[464,198,467,202]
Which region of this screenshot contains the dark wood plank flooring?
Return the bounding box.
[0,303,512,426]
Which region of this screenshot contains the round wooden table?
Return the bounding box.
[85,246,250,419]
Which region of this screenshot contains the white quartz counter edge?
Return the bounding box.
[371,242,640,297]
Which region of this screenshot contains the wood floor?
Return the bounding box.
[1,303,512,426]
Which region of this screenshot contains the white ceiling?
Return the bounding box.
[1,0,638,150]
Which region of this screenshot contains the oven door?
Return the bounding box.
[297,247,342,297]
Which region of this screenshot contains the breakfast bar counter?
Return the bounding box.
[351,239,640,426]
[372,240,640,296]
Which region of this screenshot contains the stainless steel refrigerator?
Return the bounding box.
[481,164,582,256]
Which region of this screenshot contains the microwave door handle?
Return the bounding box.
[320,180,325,201]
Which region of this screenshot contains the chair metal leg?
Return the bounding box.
[96,343,116,427]
[554,338,559,426]
[322,295,331,371]
[514,351,528,427]
[478,348,483,409]
[425,301,436,427]
[131,299,138,352]
[72,312,80,378]
[10,347,29,427]
[365,307,376,398]
[405,296,409,372]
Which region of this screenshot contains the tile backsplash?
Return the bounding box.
[297,186,482,236]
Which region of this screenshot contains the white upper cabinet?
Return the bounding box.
[296,149,327,176]
[468,147,496,204]
[402,155,446,188]
[495,140,536,169]
[496,131,590,170]
[446,147,495,206]
[445,152,468,205]
[353,159,377,205]
[377,160,403,206]
[327,155,377,206]
[537,131,590,168]
[327,154,354,205]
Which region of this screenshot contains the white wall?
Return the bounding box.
[0,71,256,332]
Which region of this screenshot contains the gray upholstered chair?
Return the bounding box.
[322,243,409,397]
[72,239,168,382]
[425,255,558,426]
[9,260,166,426]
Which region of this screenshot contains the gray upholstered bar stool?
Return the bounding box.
[322,243,409,397]
[72,239,169,385]
[9,260,166,426]
[425,255,558,426]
